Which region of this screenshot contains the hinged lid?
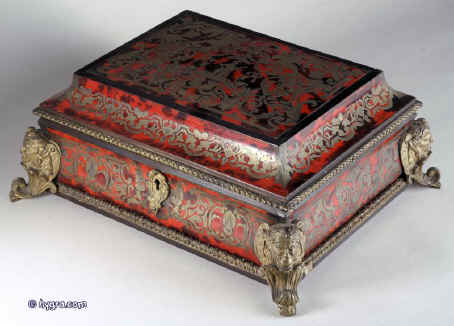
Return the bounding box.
[37,10,412,201]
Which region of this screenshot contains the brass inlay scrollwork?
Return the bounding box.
[286,83,394,177]
[34,102,420,213]
[400,118,441,188]
[254,221,312,316]
[57,182,262,279]
[56,177,407,285]
[10,127,61,202]
[66,82,392,185]
[69,86,280,180]
[147,170,169,213]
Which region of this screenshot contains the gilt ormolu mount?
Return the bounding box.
[10,10,441,316]
[400,118,441,188]
[10,127,61,202]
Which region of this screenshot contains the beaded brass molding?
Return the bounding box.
[400,118,441,188]
[254,177,406,316]
[10,127,61,202]
[34,102,419,215]
[66,82,392,185]
[304,177,407,267]
[287,103,420,212]
[56,177,406,288]
[34,107,287,214]
[56,182,262,279]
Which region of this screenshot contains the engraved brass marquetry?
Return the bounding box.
[69,86,280,180]
[34,101,421,214]
[67,83,393,186]
[146,170,169,213]
[10,127,61,202]
[254,221,312,316]
[57,176,407,283]
[400,118,441,188]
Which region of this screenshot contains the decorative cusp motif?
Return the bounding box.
[254,221,311,316]
[400,118,441,188]
[10,127,61,202]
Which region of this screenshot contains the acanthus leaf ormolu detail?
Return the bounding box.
[400,118,441,188]
[10,127,61,202]
[254,221,312,316]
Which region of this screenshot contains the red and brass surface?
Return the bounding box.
[10,10,441,317]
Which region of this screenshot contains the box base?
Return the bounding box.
[54,177,407,284]
[10,115,441,316]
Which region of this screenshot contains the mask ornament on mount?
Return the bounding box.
[254,221,312,316]
[10,127,61,202]
[400,118,441,188]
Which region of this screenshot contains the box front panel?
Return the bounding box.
[47,123,404,265]
[47,128,277,264]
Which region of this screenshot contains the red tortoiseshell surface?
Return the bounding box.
[78,11,371,140]
[37,11,402,196]
[48,128,276,264]
[40,73,397,197]
[47,125,403,263]
[292,128,403,253]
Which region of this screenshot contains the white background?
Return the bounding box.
[1,1,453,325]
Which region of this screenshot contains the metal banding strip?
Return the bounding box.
[56,182,264,282]
[56,177,407,282]
[304,177,407,267]
[34,107,287,214]
[288,104,419,212]
[34,102,418,215]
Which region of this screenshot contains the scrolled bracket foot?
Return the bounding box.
[400,118,441,189]
[9,127,61,202]
[254,220,311,316]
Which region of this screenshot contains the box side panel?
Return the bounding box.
[283,74,403,192]
[290,126,404,253]
[47,128,278,265]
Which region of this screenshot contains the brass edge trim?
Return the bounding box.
[35,107,286,213]
[56,182,262,279]
[56,177,406,283]
[35,102,418,214]
[304,177,407,266]
[287,104,419,212]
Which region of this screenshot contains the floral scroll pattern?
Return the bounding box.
[286,83,394,176]
[51,128,273,261]
[82,12,369,138]
[69,86,280,180]
[291,130,403,252]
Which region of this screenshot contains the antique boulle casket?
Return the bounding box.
[10,10,441,316]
